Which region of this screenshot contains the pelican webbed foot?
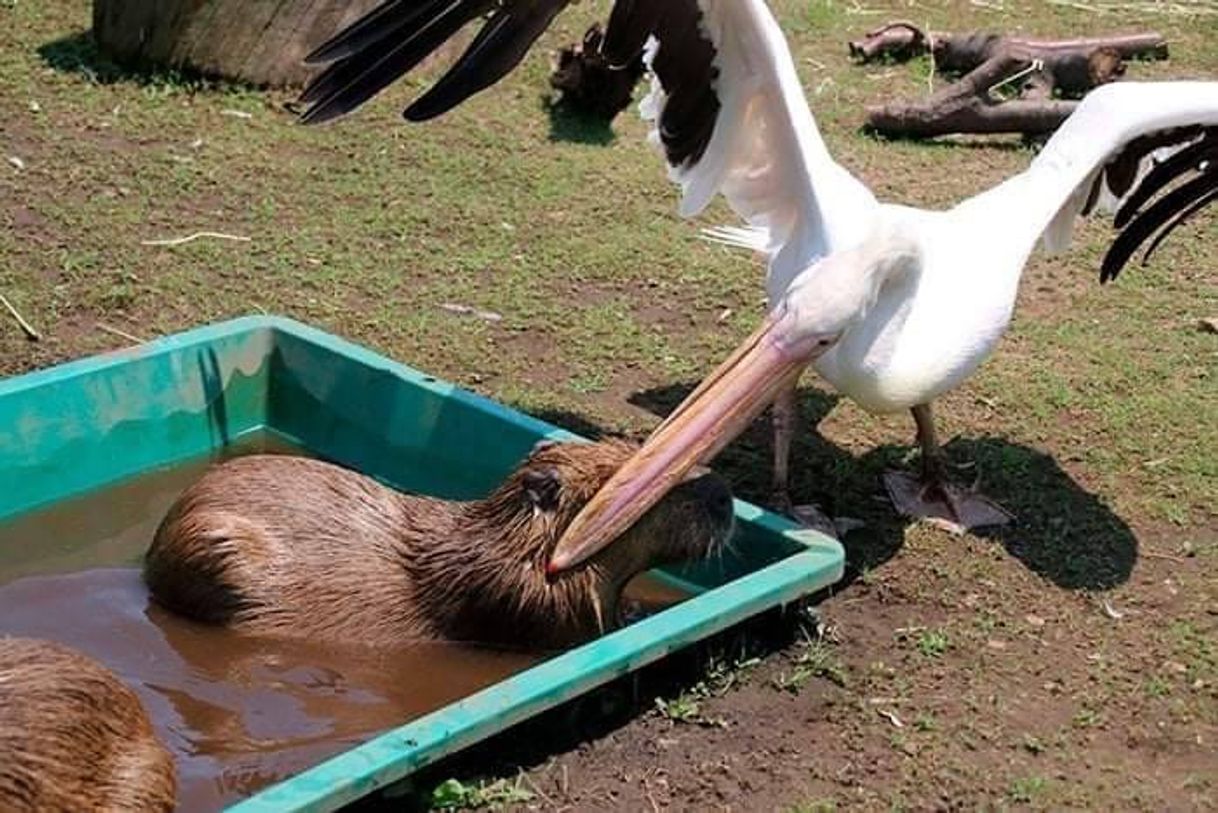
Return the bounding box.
[885,403,1015,533]
[882,467,1014,535]
[770,488,863,540]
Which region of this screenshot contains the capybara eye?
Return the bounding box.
[522,467,562,511]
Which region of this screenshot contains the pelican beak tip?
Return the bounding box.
[545,554,569,578]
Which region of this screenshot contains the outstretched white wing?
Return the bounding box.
[639,0,879,288]
[955,81,1218,281]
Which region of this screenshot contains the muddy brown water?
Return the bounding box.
[0,435,692,812]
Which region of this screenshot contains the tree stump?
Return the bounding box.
[92,0,384,87]
[550,24,646,122]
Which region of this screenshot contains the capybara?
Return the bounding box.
[145,440,734,649]
[0,636,176,812]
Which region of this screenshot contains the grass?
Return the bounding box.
[1072,707,1103,729]
[915,629,950,659]
[653,691,729,728]
[1009,775,1049,804]
[1,0,1216,810]
[428,777,535,810]
[774,633,849,692]
[653,653,757,726]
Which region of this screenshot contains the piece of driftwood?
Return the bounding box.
[850,21,1167,89]
[858,22,1170,139]
[865,48,1086,138]
[550,23,646,122]
[92,0,382,86]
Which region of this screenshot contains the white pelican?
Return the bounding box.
[297,0,1218,571]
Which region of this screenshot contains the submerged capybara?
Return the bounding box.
[144,440,734,649]
[0,637,176,813]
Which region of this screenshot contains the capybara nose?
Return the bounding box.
[690,471,734,528]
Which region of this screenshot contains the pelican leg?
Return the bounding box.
[769,384,840,538]
[883,403,1014,534]
[911,403,965,515]
[770,384,797,510]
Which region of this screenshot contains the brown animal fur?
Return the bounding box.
[0,637,176,812]
[145,441,734,650]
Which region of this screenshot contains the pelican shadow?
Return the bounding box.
[38,30,239,90]
[629,381,1138,592]
[926,435,1138,591]
[543,97,619,147]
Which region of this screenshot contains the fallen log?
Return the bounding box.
[864,48,1083,138]
[850,22,1167,96]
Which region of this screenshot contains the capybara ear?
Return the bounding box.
[530,438,562,456]
[522,467,562,511]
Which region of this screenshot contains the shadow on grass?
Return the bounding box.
[859,126,1043,151]
[543,97,618,147]
[37,31,246,92]
[631,381,1138,592]
[527,380,1138,592]
[949,436,1139,591]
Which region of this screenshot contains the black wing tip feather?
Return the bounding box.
[299,0,572,126]
[297,0,492,127]
[298,99,347,126]
[1099,131,1217,283]
[603,0,661,67]
[295,0,723,166]
[1112,129,1211,230]
[641,1,721,170]
[302,0,421,67]
[403,2,567,122]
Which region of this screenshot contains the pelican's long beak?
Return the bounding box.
[547,309,826,574]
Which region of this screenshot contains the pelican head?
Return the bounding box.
[546,226,920,575]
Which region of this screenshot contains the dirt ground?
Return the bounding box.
[1,0,1216,810]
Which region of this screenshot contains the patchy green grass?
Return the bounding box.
[653,691,728,729]
[428,776,535,810]
[2,0,1216,810]
[774,631,849,692]
[654,652,758,726]
[914,628,950,659]
[1009,774,1050,804]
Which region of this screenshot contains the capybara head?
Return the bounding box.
[448,439,735,645]
[496,439,735,572]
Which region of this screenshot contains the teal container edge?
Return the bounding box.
[0,315,845,812]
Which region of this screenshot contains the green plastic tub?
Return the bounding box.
[0,316,844,812]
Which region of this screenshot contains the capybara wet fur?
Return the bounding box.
[145,440,734,649]
[0,637,176,812]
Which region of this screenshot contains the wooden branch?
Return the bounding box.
[851,24,1167,96]
[848,21,947,63]
[865,49,1080,138]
